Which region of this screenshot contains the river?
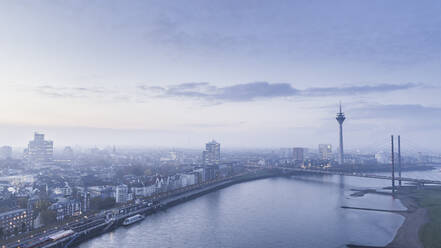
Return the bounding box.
[79,168,441,248]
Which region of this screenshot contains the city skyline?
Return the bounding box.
[1,1,441,150]
[2,2,441,248]
[0,109,437,155]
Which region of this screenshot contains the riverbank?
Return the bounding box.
[159,169,283,209]
[407,187,441,248]
[385,193,428,248]
[347,186,439,248]
[341,206,409,214]
[66,169,284,248]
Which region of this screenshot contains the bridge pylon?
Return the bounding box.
[391,135,396,196]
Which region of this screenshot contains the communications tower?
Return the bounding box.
[336,103,346,165]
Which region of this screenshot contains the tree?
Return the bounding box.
[144,168,152,176]
[90,197,116,211]
[35,199,57,226]
[16,197,28,209]
[40,209,57,226]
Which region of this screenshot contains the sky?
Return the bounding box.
[0,0,440,152]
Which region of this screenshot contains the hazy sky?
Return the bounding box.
[0,1,440,151]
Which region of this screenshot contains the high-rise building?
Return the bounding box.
[202,140,220,165]
[24,133,54,168]
[115,184,129,203]
[0,146,12,159]
[318,144,332,160]
[292,147,304,162]
[336,103,346,164]
[81,192,91,213]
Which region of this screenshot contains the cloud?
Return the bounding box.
[34,85,130,102]
[352,104,441,120]
[35,85,108,98]
[346,103,441,134]
[138,82,420,103]
[138,82,297,102]
[35,82,421,105]
[181,121,247,128]
[302,83,419,96]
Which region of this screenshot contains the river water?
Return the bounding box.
[79,169,441,248]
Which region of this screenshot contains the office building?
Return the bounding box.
[293,147,304,162]
[24,133,54,168]
[319,144,332,160]
[202,140,220,165]
[115,184,129,203]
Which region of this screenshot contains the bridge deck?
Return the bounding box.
[279,167,441,184]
